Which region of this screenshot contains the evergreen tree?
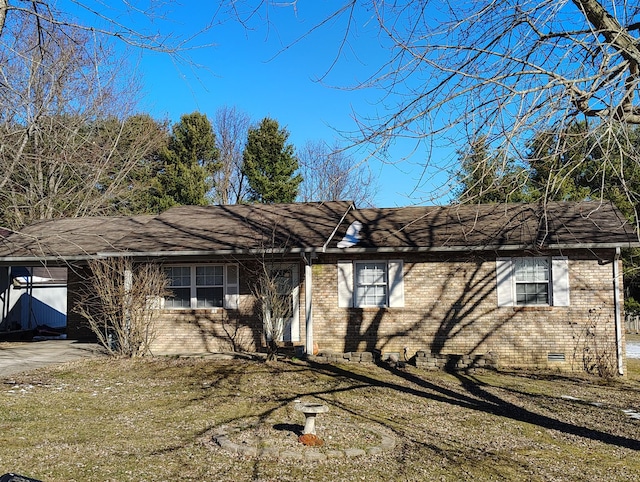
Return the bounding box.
[105,114,169,215]
[525,122,594,203]
[241,117,302,203]
[456,136,528,203]
[155,112,220,209]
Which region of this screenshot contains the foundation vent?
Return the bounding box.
[547,352,566,362]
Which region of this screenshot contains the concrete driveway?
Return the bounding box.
[628,340,640,359]
[0,340,104,378]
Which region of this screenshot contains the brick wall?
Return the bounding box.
[311,250,624,372]
[67,259,307,355]
[66,250,624,372]
[149,298,262,354]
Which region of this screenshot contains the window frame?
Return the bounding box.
[164,264,238,310]
[338,259,404,309]
[496,256,570,307]
[514,257,550,306]
[354,261,389,307]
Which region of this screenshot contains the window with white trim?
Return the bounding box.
[355,262,388,307]
[338,259,404,308]
[164,265,239,309]
[496,256,569,307]
[514,258,549,305]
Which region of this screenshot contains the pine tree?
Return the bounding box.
[241,117,302,203]
[456,136,527,203]
[155,112,220,208]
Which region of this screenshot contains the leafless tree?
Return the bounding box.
[211,106,251,204]
[251,258,295,361]
[244,218,298,361]
[0,16,167,229]
[74,258,170,358]
[298,140,377,206]
[0,0,210,53]
[226,1,640,213]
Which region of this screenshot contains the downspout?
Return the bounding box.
[613,247,624,376]
[304,255,313,356]
[27,268,34,330]
[122,268,133,354]
[1,267,10,329]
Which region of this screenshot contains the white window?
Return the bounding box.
[195,266,224,308]
[164,265,239,309]
[338,260,404,308]
[514,258,549,305]
[355,262,388,306]
[496,257,569,307]
[165,266,191,308]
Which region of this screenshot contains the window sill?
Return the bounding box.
[160,307,223,313]
[349,306,392,311]
[513,306,553,312]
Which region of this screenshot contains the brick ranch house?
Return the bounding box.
[0,201,637,374]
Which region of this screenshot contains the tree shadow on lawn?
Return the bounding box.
[306,361,640,451]
[273,423,303,436]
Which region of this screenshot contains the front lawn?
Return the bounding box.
[1,357,639,481]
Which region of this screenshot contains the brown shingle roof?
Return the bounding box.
[0,202,353,262]
[0,201,636,263]
[328,201,637,250]
[0,215,156,260]
[109,202,354,254]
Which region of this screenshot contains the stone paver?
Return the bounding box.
[214,427,396,461]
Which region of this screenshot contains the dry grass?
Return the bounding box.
[0,356,639,482]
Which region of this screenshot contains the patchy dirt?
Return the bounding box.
[0,356,638,481]
[210,408,390,454]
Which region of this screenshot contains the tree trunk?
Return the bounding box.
[0,0,7,39]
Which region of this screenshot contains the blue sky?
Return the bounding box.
[68,1,456,207]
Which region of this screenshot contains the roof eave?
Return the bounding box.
[97,247,323,258]
[322,242,640,253]
[2,241,637,265]
[0,255,107,265]
[0,247,326,264]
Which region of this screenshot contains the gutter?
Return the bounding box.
[0,248,325,266]
[3,241,637,263]
[0,255,110,264]
[321,242,639,254]
[96,247,324,259]
[614,247,624,376]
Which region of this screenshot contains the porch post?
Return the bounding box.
[305,259,313,355]
[613,247,624,376]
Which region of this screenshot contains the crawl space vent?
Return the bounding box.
[547,352,566,362]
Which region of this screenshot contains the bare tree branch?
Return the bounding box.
[231,1,640,208]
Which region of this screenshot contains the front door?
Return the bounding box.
[269,263,299,342]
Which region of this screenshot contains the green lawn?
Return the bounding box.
[1,356,639,481]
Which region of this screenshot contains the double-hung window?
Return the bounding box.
[496,256,569,307]
[164,265,239,309]
[165,266,192,308]
[338,260,404,308]
[355,262,388,307]
[514,258,549,305]
[195,266,224,307]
